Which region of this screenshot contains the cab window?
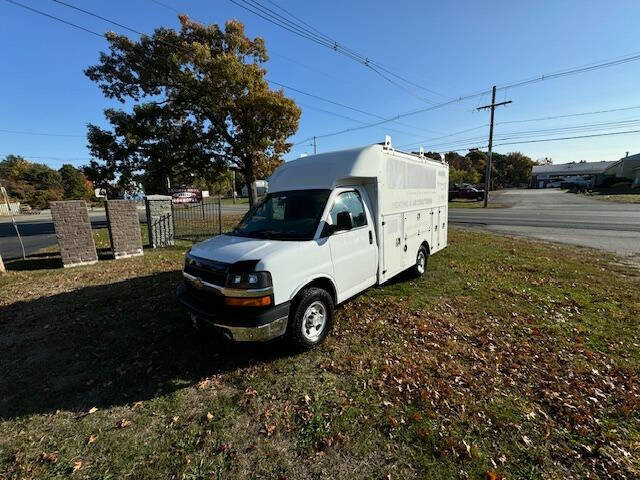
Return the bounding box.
[328,191,367,228]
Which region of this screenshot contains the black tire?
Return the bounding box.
[412,245,428,278]
[286,287,334,350]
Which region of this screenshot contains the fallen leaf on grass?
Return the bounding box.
[116,419,131,429]
[41,452,58,463]
[206,412,214,422]
[88,407,98,414]
[72,460,83,473]
[261,423,276,437]
[87,434,97,445]
[522,435,532,447]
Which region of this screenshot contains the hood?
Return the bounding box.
[189,234,302,265]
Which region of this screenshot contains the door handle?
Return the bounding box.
[368,230,373,244]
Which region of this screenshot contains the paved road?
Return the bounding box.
[453,189,640,257]
[1,190,638,260]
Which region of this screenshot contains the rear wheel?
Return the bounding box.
[412,245,428,277]
[286,287,334,350]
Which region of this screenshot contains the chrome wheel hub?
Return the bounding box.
[417,250,426,274]
[301,301,326,342]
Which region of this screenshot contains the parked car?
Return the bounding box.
[449,183,484,201]
[545,180,564,188]
[177,138,449,349]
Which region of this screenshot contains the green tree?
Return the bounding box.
[492,151,534,188]
[85,16,301,207]
[449,167,480,185]
[59,164,92,200]
[0,155,63,209]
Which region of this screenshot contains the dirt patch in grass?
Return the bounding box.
[1,229,638,479]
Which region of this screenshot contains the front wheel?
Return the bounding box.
[286,287,334,350]
[412,245,428,277]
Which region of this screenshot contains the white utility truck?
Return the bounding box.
[177,137,449,348]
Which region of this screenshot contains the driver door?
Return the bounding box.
[324,189,377,302]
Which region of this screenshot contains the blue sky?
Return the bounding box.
[1,0,640,170]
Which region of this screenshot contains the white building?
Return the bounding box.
[531,160,617,188]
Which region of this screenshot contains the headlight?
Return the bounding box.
[225,271,272,289]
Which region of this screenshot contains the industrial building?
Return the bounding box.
[531,160,617,188]
[603,152,640,187]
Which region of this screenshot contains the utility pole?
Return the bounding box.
[232,169,236,204]
[477,86,511,207]
[313,136,317,155]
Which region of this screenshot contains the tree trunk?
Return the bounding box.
[0,252,5,273]
[245,166,258,208]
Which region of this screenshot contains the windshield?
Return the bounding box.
[230,189,331,240]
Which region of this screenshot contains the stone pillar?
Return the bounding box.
[105,200,143,259]
[50,200,98,268]
[144,195,174,248]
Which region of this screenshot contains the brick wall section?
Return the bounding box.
[105,200,143,259]
[145,195,174,248]
[50,200,98,268]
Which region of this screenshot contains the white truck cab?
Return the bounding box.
[177,138,449,348]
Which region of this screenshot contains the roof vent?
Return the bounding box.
[383,135,393,150]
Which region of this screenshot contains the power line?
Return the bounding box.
[400,105,640,150]
[4,0,104,37]
[498,105,640,125]
[301,46,640,143]
[51,0,145,36]
[10,0,434,143]
[0,154,92,162]
[494,129,640,148]
[0,129,85,137]
[425,118,640,150]
[262,0,451,99]
[229,0,446,104]
[268,80,441,136]
[46,0,441,138]
[147,0,180,14]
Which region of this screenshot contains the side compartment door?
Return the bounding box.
[383,213,404,279]
[403,210,425,267]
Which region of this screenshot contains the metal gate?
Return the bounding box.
[172,197,222,240]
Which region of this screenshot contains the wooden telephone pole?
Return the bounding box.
[477,86,511,207]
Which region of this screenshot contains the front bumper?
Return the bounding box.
[176,281,290,342]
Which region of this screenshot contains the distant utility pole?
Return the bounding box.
[477,85,512,207]
[313,136,317,155]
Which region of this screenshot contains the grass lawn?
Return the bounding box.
[448,200,506,209]
[582,193,640,204]
[1,229,639,479]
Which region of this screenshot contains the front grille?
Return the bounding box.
[184,256,228,287]
[184,281,225,310]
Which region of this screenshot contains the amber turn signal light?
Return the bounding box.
[224,296,272,307]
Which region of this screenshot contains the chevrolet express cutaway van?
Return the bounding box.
[177,137,449,349]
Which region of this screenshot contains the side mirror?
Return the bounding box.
[335,211,353,232]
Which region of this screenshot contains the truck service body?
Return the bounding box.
[177,138,449,348]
